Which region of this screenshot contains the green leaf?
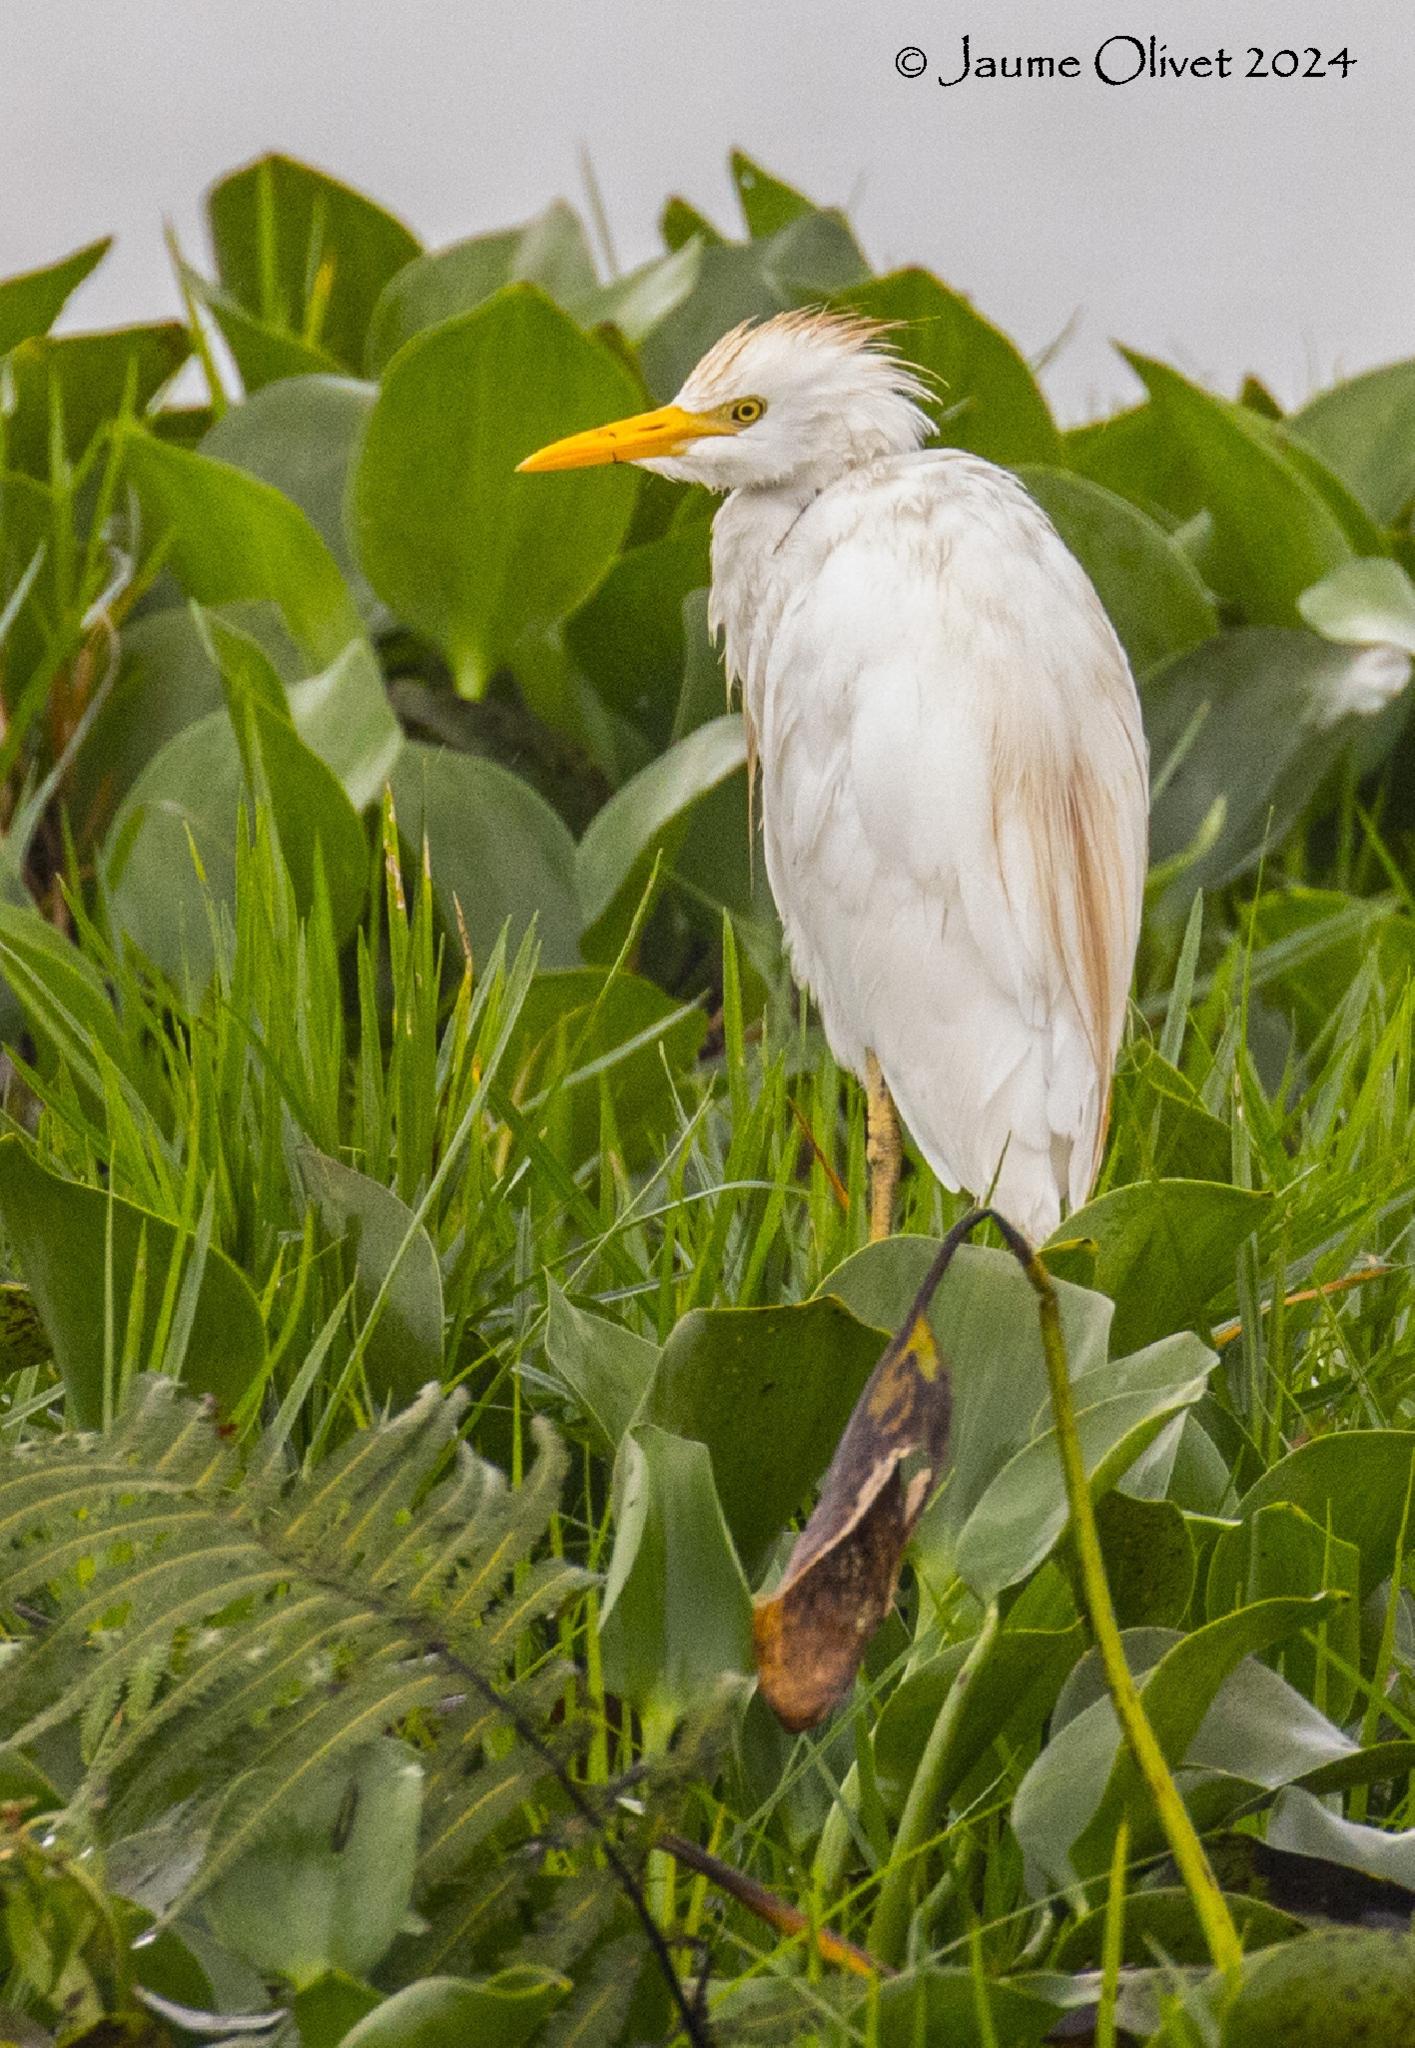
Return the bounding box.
[873,1622,1085,1818]
[201,375,380,622]
[0,1137,266,1425]
[1221,1928,1415,2048]
[599,1423,753,1722]
[294,1146,444,1406]
[0,236,109,356]
[338,1971,567,2048]
[643,1297,888,1577]
[953,1334,1216,1601]
[837,268,1061,467]
[365,202,598,373]
[1269,1788,1415,1893]
[105,690,367,993]
[123,432,363,666]
[1146,629,1412,895]
[388,743,581,971]
[660,196,723,252]
[1208,1432,1415,1603]
[1299,558,1415,654]
[1289,357,1415,523]
[576,713,747,954]
[731,150,815,236]
[542,1282,659,1457]
[203,1740,422,1988]
[1019,466,1218,674]
[763,210,870,296]
[355,287,640,695]
[1123,352,1356,624]
[1014,1596,1342,1885]
[637,243,786,401]
[574,240,703,346]
[501,968,706,1170]
[565,525,711,744]
[3,324,191,473]
[68,607,226,836]
[287,638,403,811]
[1086,1489,1195,1628]
[1065,401,1206,525]
[188,268,345,392]
[1205,1501,1361,1718]
[1056,1178,1270,1353]
[207,154,420,371]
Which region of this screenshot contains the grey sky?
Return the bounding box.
[3,1,1412,420]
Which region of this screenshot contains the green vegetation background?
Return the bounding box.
[2,149,1415,2047]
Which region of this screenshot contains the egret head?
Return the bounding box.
[518,308,933,493]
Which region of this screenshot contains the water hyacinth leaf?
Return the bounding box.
[201,374,381,622]
[1268,1789,1415,1894]
[203,1740,423,1988]
[1123,352,1356,624]
[1205,1500,1361,1717]
[3,323,192,473]
[1289,357,1415,524]
[287,638,403,811]
[1013,1595,1341,1887]
[953,1333,1216,1602]
[542,1281,659,1456]
[731,150,815,236]
[661,194,723,251]
[190,270,345,392]
[1054,1178,1271,1354]
[389,742,581,970]
[1020,466,1218,674]
[1066,401,1207,525]
[860,1967,1061,2048]
[637,242,787,399]
[123,433,363,667]
[1053,1888,1304,1972]
[574,239,703,346]
[577,712,748,955]
[764,210,870,297]
[819,1237,1113,1540]
[68,607,226,835]
[294,1147,444,1406]
[1146,629,1413,896]
[1086,1489,1195,1628]
[365,202,598,373]
[872,1623,1085,1818]
[338,1970,568,2048]
[207,154,420,371]
[356,288,641,695]
[105,692,366,992]
[0,236,109,356]
[565,524,712,742]
[500,968,706,1170]
[1209,1432,1415,1602]
[599,1423,753,1723]
[1299,557,1415,655]
[644,1296,888,1577]
[1221,1927,1415,2046]
[0,1137,265,1425]
[837,268,1061,467]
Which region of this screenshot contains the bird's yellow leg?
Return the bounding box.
[865,1051,902,1243]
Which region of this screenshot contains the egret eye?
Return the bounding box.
[730,397,765,426]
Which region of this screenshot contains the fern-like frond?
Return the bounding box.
[0,1377,711,2047]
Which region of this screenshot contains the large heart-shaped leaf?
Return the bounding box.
[123,433,362,666]
[388,743,581,971]
[1288,357,1415,524]
[1055,1178,1271,1352]
[1020,466,1218,674]
[1123,353,1358,625]
[355,287,641,695]
[837,269,1061,467]
[206,154,420,371]
[364,202,597,374]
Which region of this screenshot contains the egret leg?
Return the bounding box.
[865,1051,902,1242]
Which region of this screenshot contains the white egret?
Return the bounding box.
[519,311,1148,1243]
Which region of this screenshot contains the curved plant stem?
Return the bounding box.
[989,1213,1243,1985]
[868,1598,1000,1965]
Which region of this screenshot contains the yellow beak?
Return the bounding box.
[516,404,729,473]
